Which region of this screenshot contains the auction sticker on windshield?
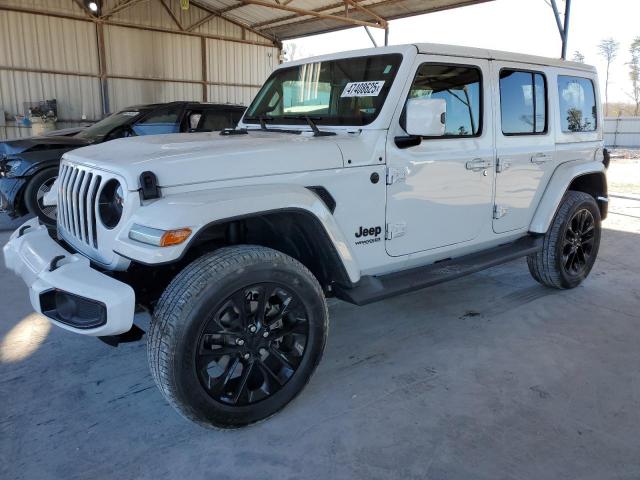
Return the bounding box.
[341,81,385,97]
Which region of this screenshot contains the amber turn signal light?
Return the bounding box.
[160,228,192,247]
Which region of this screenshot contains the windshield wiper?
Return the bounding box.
[282,116,336,137]
[243,115,274,131]
[242,115,302,135]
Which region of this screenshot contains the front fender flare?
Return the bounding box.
[529,160,606,234]
[114,183,361,284]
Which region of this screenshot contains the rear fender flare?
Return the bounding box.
[529,160,606,234]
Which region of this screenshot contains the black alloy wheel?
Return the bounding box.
[561,208,596,277]
[527,190,601,289]
[196,283,309,406]
[148,245,328,428]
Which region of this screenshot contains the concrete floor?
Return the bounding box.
[2,168,640,479]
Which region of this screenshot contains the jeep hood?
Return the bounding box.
[63,131,345,189]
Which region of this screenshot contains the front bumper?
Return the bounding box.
[0,177,27,216]
[2,218,135,336]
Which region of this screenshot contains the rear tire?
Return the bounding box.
[527,190,601,289]
[147,245,328,428]
[23,167,58,226]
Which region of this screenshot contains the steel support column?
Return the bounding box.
[96,22,110,116]
[550,0,572,59]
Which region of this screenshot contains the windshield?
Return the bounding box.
[245,54,403,126]
[75,110,145,140]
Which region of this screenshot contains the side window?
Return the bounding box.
[499,70,547,135]
[200,110,233,131]
[557,76,597,132]
[133,106,181,135]
[187,111,203,130]
[407,64,482,137]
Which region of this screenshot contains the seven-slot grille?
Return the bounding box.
[57,163,102,248]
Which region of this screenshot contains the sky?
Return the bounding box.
[283,0,640,103]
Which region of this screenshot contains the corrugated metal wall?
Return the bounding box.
[0,0,280,139]
[604,117,640,148]
[0,9,102,121]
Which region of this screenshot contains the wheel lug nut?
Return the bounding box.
[249,325,257,333]
[263,331,269,338]
[243,353,250,360]
[236,339,245,346]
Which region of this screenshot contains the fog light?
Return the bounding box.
[40,289,106,329]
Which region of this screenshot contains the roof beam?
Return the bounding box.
[344,0,387,27]
[188,0,278,43]
[101,0,148,20]
[251,0,370,30]
[158,0,184,30]
[256,0,492,39]
[234,0,386,30]
[185,11,216,32]
[0,4,277,47]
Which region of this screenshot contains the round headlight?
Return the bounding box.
[98,179,124,229]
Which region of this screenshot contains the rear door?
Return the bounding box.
[492,63,556,233]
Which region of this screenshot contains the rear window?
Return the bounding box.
[557,76,597,133]
[499,70,547,135]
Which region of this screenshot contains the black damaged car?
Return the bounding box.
[0,101,245,225]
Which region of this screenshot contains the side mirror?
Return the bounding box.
[405,98,446,137]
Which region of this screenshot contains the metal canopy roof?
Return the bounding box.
[191,0,493,41]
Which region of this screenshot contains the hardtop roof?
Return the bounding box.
[280,43,597,73]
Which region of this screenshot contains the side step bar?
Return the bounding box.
[334,235,543,306]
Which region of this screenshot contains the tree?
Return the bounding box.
[598,38,619,116]
[572,51,585,63]
[629,37,640,116]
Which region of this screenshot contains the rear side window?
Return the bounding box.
[133,106,182,135]
[499,70,547,135]
[557,76,597,132]
[408,64,482,137]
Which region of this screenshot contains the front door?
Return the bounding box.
[492,63,556,233]
[385,56,495,257]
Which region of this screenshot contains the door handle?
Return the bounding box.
[465,158,492,172]
[531,153,553,164]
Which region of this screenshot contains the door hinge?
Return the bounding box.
[386,167,406,185]
[493,205,508,219]
[385,222,407,240]
[496,158,511,173]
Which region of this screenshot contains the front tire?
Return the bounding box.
[148,245,328,428]
[527,190,601,289]
[23,167,58,226]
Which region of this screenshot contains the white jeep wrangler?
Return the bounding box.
[3,44,608,428]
